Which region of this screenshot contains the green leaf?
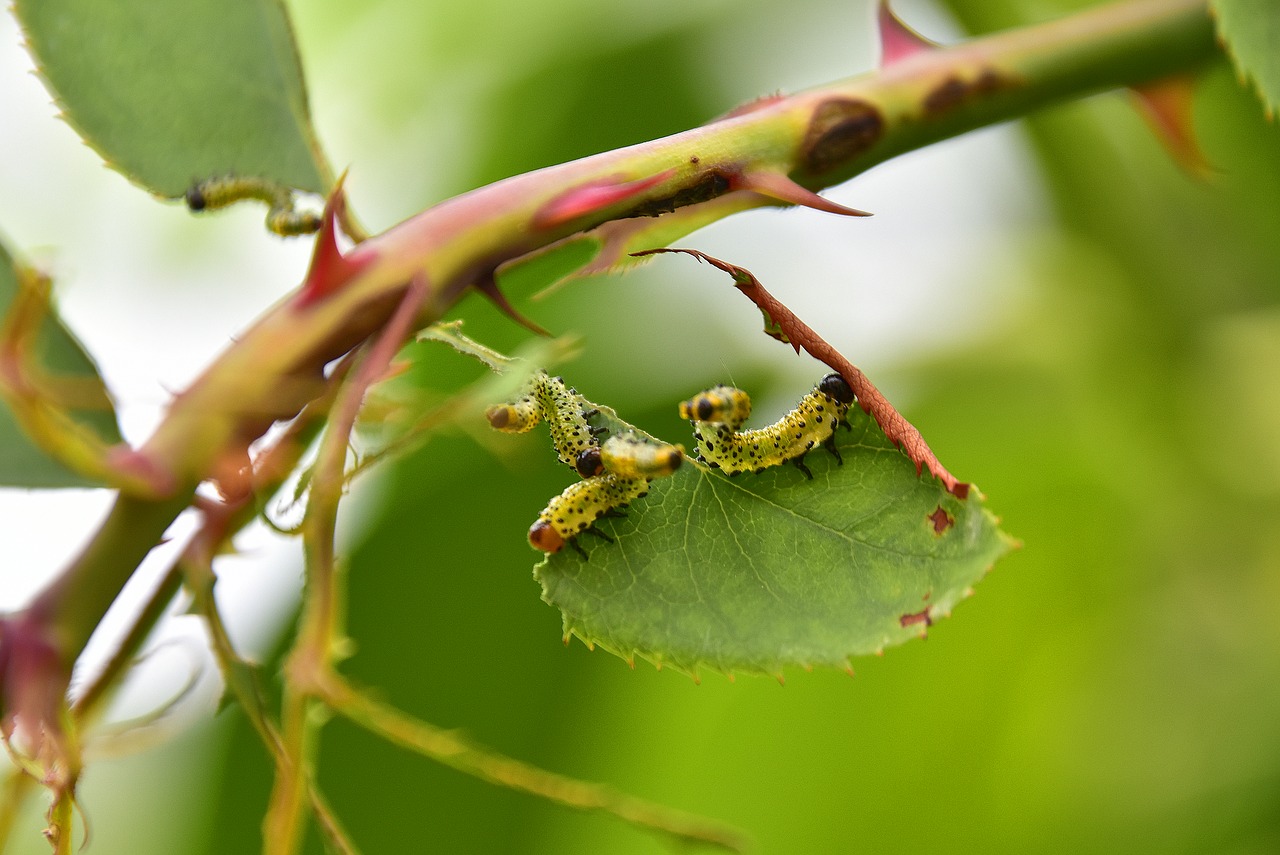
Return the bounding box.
[0,236,123,488]
[536,404,1013,678]
[1211,0,1280,117]
[14,0,329,201]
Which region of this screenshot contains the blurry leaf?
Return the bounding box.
[0,237,122,488]
[1211,0,1280,117]
[537,403,1012,678]
[14,0,329,201]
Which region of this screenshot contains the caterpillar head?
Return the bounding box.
[818,373,855,405]
[528,520,565,553]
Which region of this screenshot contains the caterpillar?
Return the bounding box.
[485,371,604,472]
[529,473,649,554]
[682,373,855,478]
[676,385,752,430]
[184,175,321,236]
[597,433,684,480]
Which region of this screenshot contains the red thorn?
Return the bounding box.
[297,177,371,307]
[473,275,551,336]
[774,672,786,686]
[534,169,677,230]
[1130,75,1213,180]
[734,171,872,217]
[878,2,940,67]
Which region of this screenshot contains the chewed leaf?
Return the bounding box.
[0,236,123,488]
[14,0,329,204]
[536,403,1012,678]
[1211,0,1280,117]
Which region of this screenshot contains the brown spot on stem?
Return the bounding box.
[899,608,932,629]
[802,98,884,174]
[626,171,732,218]
[923,68,1014,118]
[928,505,954,535]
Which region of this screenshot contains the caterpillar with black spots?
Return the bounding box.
[679,373,855,478]
[528,472,650,554]
[677,385,751,430]
[485,370,603,472]
[583,432,684,480]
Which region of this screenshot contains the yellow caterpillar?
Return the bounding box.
[680,373,855,478]
[677,385,751,429]
[528,473,649,554]
[485,371,603,472]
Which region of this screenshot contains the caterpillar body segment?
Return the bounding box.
[677,385,752,430]
[534,374,600,470]
[486,371,602,470]
[599,433,684,480]
[529,473,650,554]
[684,373,855,477]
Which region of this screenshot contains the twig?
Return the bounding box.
[322,674,750,853]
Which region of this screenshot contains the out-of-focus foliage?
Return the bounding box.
[188,1,1280,853]
[1211,0,1280,116]
[0,236,121,487]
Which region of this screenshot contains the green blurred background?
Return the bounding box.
[9,0,1280,851]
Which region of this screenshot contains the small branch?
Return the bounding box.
[322,674,749,853]
[635,248,969,497]
[266,276,431,855]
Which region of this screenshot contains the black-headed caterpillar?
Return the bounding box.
[676,385,752,430]
[184,175,322,236]
[682,373,855,478]
[486,370,603,472]
[529,473,649,554]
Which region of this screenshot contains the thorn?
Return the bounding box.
[878,1,939,66]
[726,672,736,683]
[627,655,636,670]
[733,170,872,217]
[844,663,856,678]
[533,169,676,230]
[473,274,551,336]
[297,175,370,307]
[774,672,786,686]
[1130,75,1214,180]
